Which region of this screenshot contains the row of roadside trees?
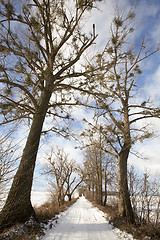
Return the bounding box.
[0,0,159,231]
[43,145,159,226]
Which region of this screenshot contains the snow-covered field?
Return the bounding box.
[131,195,160,224]
[31,191,51,207]
[31,191,79,207]
[0,191,51,210]
[104,195,160,224]
[41,196,135,240]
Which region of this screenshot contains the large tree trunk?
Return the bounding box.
[67,193,72,201]
[118,146,135,224]
[0,90,52,231]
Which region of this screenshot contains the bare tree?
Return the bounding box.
[139,171,160,224]
[0,126,20,206]
[84,10,160,223]
[0,0,102,229]
[45,147,83,205]
[82,136,117,206]
[83,144,103,204]
[0,139,15,201]
[64,163,84,201]
[128,166,160,225]
[103,155,117,206]
[128,165,142,213]
[46,147,69,206]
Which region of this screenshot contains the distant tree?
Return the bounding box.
[103,155,117,206]
[82,135,117,206]
[128,165,142,212]
[0,132,18,203]
[45,147,82,205]
[84,10,160,223]
[128,167,160,225]
[0,0,101,229]
[64,163,84,201]
[83,143,103,204]
[45,147,70,206]
[139,171,160,224]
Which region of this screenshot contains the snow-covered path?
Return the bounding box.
[42,196,134,240]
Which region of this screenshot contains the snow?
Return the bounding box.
[31,191,50,207]
[0,191,51,210]
[41,196,135,240]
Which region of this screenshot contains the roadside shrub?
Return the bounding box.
[35,201,60,222]
[35,198,78,222]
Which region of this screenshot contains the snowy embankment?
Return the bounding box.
[41,196,135,240]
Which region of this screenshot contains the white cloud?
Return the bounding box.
[129,137,160,175]
[144,65,160,103]
[37,134,84,166]
[72,105,94,123]
[82,0,115,50]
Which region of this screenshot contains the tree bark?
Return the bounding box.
[0,90,52,230]
[118,146,135,224]
[92,182,95,199]
[68,194,72,201]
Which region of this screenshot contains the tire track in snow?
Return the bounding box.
[42,196,135,240]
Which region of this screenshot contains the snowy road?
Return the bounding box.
[42,196,134,240]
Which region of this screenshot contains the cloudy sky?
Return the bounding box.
[13,0,160,192]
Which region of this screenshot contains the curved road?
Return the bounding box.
[42,196,134,240]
